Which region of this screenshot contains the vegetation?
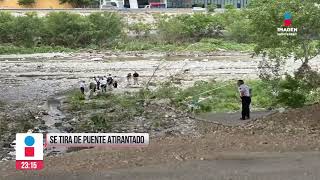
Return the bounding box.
[0,45,73,54]
[0,10,257,54]
[156,13,223,43]
[207,4,217,13]
[114,38,254,52]
[0,12,123,50]
[18,0,36,6]
[69,79,320,116]
[248,0,320,68]
[248,0,320,108]
[128,22,153,37]
[59,0,98,8]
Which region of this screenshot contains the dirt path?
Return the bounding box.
[196,110,275,126]
[2,152,320,180]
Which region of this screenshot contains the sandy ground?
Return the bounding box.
[1,51,319,106]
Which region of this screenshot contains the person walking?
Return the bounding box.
[237,80,251,120]
[113,76,118,88]
[126,73,132,86]
[79,81,85,94]
[100,77,107,92]
[89,79,97,93]
[107,74,113,91]
[95,76,100,90]
[133,71,139,85]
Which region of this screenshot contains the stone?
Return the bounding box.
[38,124,48,130]
[54,122,63,128]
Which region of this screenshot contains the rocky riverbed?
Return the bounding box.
[1,51,320,160]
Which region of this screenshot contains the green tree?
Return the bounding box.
[88,12,123,46]
[219,7,253,43]
[0,12,14,44]
[43,12,91,47]
[18,0,36,6]
[248,0,320,69]
[11,12,44,47]
[248,0,320,107]
[59,0,97,7]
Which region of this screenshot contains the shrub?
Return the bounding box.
[276,75,312,108]
[87,12,123,46]
[18,0,36,6]
[90,114,112,131]
[10,12,44,47]
[59,0,97,8]
[218,8,253,43]
[128,22,152,37]
[0,12,14,44]
[207,4,217,13]
[157,14,223,43]
[43,12,91,47]
[68,90,85,110]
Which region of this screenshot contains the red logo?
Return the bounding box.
[25,147,34,157]
[283,12,292,27]
[24,136,35,157]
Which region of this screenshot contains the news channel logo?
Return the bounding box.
[277,11,297,36]
[283,11,292,27]
[16,133,44,170]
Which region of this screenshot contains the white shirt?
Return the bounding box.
[239,84,250,97]
[100,79,107,85]
[80,82,85,88]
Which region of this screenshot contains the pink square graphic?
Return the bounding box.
[25,147,34,157]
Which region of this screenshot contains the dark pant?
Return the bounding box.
[80,87,85,94]
[241,96,251,119]
[101,85,106,92]
[97,82,100,90]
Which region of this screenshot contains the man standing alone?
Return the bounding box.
[80,81,85,94]
[237,80,251,120]
[133,71,139,85]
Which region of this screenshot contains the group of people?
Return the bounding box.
[81,74,251,121]
[79,71,140,95]
[126,71,140,85]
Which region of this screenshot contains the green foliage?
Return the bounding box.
[218,8,253,43]
[68,90,85,110]
[90,114,112,131]
[18,0,35,6]
[88,12,123,46]
[248,0,320,63]
[114,38,254,52]
[0,45,73,55]
[0,12,43,47]
[157,14,223,43]
[207,4,217,13]
[0,12,14,44]
[276,75,308,108]
[44,12,91,47]
[59,0,97,7]
[114,39,156,51]
[128,22,152,37]
[0,12,123,49]
[0,11,255,53]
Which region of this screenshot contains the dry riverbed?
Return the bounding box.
[0,51,320,161]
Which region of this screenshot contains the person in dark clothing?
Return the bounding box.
[95,76,100,90]
[127,73,132,86]
[237,80,251,120]
[133,71,139,85]
[107,74,113,86]
[79,81,85,94]
[113,81,118,88]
